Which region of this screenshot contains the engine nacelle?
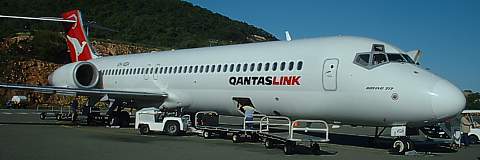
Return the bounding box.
[48,61,100,88]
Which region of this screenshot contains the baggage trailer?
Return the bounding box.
[194,111,330,154]
[258,116,330,155]
[39,106,109,125]
[194,111,264,143]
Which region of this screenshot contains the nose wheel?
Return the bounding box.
[392,137,414,154]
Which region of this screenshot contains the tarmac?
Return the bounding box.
[0,109,479,160]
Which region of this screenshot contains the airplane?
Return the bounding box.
[0,10,466,153]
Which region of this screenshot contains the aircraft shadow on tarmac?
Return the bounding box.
[0,122,75,126]
[326,133,458,154]
[0,121,459,155]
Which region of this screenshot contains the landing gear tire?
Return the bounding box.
[165,121,180,136]
[139,125,150,135]
[392,138,408,154]
[470,135,479,145]
[311,143,321,155]
[284,142,295,155]
[264,139,274,149]
[203,131,211,139]
[232,134,241,143]
[119,111,130,127]
[405,139,414,151]
[40,113,46,120]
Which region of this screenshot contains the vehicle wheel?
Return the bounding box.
[203,131,211,139]
[40,113,46,120]
[469,135,479,145]
[264,139,274,149]
[232,134,241,143]
[56,114,62,121]
[109,117,118,126]
[311,143,320,155]
[392,138,407,154]
[284,142,295,155]
[165,121,180,136]
[139,125,150,135]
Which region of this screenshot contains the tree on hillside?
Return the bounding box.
[466,92,480,110]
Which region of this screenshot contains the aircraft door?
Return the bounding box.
[322,58,339,91]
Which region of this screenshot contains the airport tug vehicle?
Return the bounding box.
[462,110,480,144]
[135,107,190,136]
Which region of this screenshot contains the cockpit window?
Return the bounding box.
[355,54,370,67]
[387,54,406,63]
[401,54,415,64]
[373,54,387,65]
[354,52,414,69]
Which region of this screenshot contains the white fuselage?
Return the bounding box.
[50,36,466,127]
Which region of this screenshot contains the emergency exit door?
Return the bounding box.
[322,58,339,91]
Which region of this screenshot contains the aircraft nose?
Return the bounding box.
[430,80,466,120]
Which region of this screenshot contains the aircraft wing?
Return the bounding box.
[0,83,168,99]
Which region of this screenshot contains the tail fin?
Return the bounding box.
[61,10,99,62]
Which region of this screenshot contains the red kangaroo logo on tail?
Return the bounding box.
[61,10,96,62]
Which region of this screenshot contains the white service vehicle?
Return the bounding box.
[135,107,190,136]
[462,110,480,144]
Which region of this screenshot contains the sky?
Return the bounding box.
[186,0,480,91]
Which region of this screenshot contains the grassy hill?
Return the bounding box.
[0,0,277,49]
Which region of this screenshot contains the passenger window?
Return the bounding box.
[250,63,255,72]
[257,63,262,71]
[205,65,209,73]
[217,64,221,72]
[280,62,286,71]
[145,68,149,75]
[288,62,294,71]
[223,64,228,72]
[272,62,278,71]
[141,68,145,74]
[150,68,154,74]
[184,66,188,73]
[179,66,183,73]
[168,67,172,74]
[230,64,234,72]
[297,61,303,70]
[355,54,370,67]
[189,66,193,73]
[236,64,241,72]
[211,65,216,72]
[159,67,163,74]
[243,63,248,72]
[200,65,204,73]
[174,66,178,73]
[265,63,270,71]
[194,66,198,73]
[387,54,406,63]
[373,54,387,65]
